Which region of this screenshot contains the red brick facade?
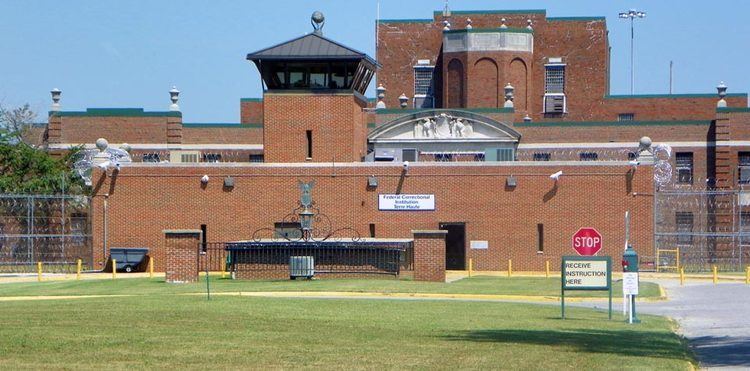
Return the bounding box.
[164,230,201,283]
[413,230,447,282]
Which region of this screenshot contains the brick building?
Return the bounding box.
[30,9,750,277]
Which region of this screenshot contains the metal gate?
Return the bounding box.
[654,188,749,272]
[0,194,92,273]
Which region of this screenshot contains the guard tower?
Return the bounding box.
[247,12,379,162]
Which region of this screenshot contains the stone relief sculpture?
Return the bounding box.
[413,114,476,139]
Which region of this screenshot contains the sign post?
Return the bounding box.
[561,256,612,319]
[622,272,640,324]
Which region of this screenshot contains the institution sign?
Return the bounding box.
[378,194,435,211]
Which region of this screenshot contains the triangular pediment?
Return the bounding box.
[369,110,521,143]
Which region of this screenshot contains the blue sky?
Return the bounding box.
[1,0,748,123]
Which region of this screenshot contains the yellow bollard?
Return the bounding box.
[545,260,550,278]
[221,260,226,279]
[508,259,512,277]
[112,259,117,280]
[746,266,749,285]
[679,267,685,286]
[468,258,473,277]
[712,265,717,285]
[149,257,154,279]
[76,259,82,281]
[37,261,42,282]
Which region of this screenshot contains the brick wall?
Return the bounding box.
[182,126,263,145]
[240,99,263,124]
[54,113,179,145]
[413,230,447,282]
[90,162,653,273]
[263,92,367,162]
[164,230,200,283]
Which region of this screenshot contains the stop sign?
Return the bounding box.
[572,227,603,256]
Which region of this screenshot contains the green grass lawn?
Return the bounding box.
[0,295,691,370]
[0,276,662,299]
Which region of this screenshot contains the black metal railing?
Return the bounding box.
[202,240,412,278]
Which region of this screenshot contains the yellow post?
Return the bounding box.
[545,260,550,278]
[712,265,717,285]
[112,259,117,280]
[508,259,512,277]
[679,267,685,286]
[221,260,226,279]
[37,261,42,282]
[76,259,82,280]
[468,258,473,277]
[746,266,749,285]
[149,257,154,279]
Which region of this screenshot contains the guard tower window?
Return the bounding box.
[543,61,566,114]
[413,61,435,108]
[739,152,750,184]
[675,152,693,184]
[676,211,694,246]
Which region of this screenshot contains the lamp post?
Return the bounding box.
[619,9,646,95]
[299,207,314,241]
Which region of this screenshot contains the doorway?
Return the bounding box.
[440,223,466,270]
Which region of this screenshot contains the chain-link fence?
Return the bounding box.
[654,188,750,272]
[0,194,92,273]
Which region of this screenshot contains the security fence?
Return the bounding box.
[0,194,92,273]
[654,188,750,272]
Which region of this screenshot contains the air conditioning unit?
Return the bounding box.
[289,256,315,279]
[413,95,434,109]
[544,94,566,114]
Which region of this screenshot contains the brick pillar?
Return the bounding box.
[412,230,447,282]
[47,113,61,144]
[164,230,200,283]
[166,115,182,144]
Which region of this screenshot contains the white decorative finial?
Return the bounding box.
[376,84,386,109]
[500,18,508,29]
[311,11,325,35]
[50,88,62,111]
[466,18,473,29]
[399,93,409,108]
[717,81,728,108]
[443,20,451,31]
[504,83,515,108]
[526,19,533,30]
[523,113,532,123]
[169,86,180,111]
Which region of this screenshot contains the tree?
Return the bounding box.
[0,104,85,194]
[0,103,37,144]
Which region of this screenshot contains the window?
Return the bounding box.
[675,152,693,184]
[203,153,222,163]
[402,149,417,162]
[248,154,264,163]
[739,152,750,184]
[413,64,435,108]
[434,153,453,162]
[544,62,566,114]
[497,148,514,162]
[369,223,376,238]
[675,212,694,246]
[142,153,160,163]
[579,152,598,161]
[537,223,544,253]
[533,152,551,161]
[306,130,313,159]
[474,153,486,162]
[618,113,635,121]
[741,212,750,233]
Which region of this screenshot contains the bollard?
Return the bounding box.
[545,260,550,278]
[679,267,685,286]
[76,259,82,281]
[746,266,749,285]
[112,259,117,280]
[468,258,473,277]
[221,260,226,279]
[712,265,717,285]
[149,257,154,279]
[508,259,512,277]
[37,261,42,282]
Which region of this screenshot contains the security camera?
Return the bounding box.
[97,161,111,171]
[403,161,410,171]
[201,175,209,184]
[628,160,640,166]
[550,170,563,180]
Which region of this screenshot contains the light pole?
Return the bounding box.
[619,9,646,95]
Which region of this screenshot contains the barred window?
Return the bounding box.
[739,152,750,184]
[248,154,264,163]
[579,152,598,161]
[618,113,635,121]
[741,212,750,233]
[675,152,693,184]
[434,153,453,162]
[414,67,434,96]
[497,148,514,162]
[676,212,694,246]
[544,65,565,93]
[533,152,551,161]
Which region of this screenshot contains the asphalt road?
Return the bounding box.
[638,280,750,370]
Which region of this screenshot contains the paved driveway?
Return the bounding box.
[639,280,750,370]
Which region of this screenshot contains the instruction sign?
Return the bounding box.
[622,272,639,295]
[378,194,435,211]
[561,256,612,320]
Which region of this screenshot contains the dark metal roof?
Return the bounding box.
[246,33,378,67]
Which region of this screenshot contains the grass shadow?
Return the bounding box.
[444,328,690,360]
